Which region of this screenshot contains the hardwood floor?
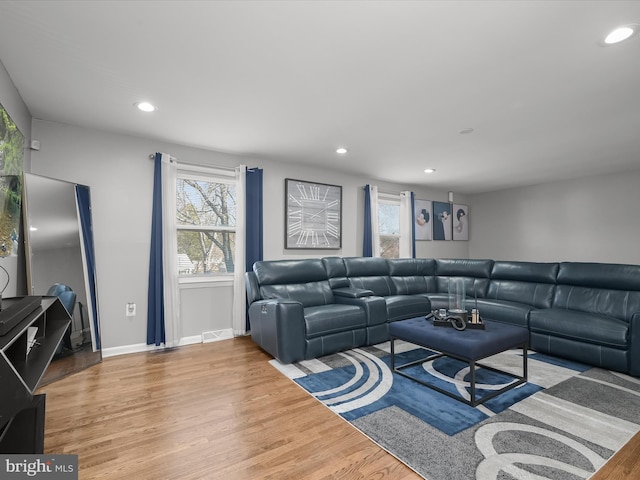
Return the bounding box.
[38,337,640,480]
[40,342,102,387]
[38,337,418,479]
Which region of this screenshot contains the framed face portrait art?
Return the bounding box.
[432,201,452,241]
[452,204,469,241]
[414,199,432,241]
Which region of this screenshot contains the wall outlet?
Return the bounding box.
[126,302,136,317]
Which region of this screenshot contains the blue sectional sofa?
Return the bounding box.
[245,257,640,377]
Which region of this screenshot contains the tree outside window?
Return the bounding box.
[176,174,236,275]
[378,197,400,259]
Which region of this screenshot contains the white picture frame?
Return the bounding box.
[414,199,432,241]
[452,204,469,241]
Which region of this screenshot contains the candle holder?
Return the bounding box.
[448,277,467,315]
[428,277,485,330]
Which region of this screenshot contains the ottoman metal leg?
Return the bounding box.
[391,342,529,407]
[390,337,395,370]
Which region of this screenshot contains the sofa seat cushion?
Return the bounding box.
[385,295,431,322]
[424,293,448,311]
[304,304,366,339]
[530,309,628,348]
[474,299,532,328]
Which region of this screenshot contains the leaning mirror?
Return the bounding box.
[22,173,101,384]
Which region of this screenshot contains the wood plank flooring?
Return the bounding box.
[40,343,102,387]
[38,336,640,480]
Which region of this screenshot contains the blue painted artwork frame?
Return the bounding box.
[432,201,452,241]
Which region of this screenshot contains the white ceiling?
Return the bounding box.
[0,1,639,194]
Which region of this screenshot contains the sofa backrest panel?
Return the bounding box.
[253,259,335,307]
[387,258,436,294]
[349,276,395,296]
[434,259,492,298]
[322,256,350,288]
[557,262,640,291]
[435,258,493,277]
[343,257,395,296]
[391,275,433,295]
[254,259,327,285]
[435,277,489,298]
[387,258,436,276]
[487,261,557,308]
[554,262,640,321]
[491,261,558,284]
[344,257,390,276]
[553,285,640,323]
[487,280,555,308]
[322,256,347,277]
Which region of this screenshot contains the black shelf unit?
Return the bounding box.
[0,296,71,453]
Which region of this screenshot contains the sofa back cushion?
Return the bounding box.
[487,261,558,308]
[434,259,493,298]
[344,257,395,296]
[387,258,436,276]
[253,259,334,307]
[554,262,640,322]
[557,262,640,291]
[388,258,436,294]
[322,256,350,288]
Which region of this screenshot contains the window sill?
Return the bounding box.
[178,275,234,288]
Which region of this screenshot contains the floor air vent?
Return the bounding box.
[202,329,233,343]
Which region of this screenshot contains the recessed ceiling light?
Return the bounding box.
[424,168,436,174]
[603,25,636,45]
[135,101,156,112]
[336,147,348,154]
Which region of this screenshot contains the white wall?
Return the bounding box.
[262,160,469,261]
[24,117,640,354]
[468,169,640,264]
[30,119,467,351]
[0,59,31,297]
[30,119,245,350]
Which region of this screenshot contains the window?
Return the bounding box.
[176,168,236,276]
[378,193,400,259]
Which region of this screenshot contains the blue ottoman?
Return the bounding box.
[389,317,529,406]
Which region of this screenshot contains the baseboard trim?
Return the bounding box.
[102,330,234,358]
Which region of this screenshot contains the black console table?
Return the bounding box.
[0,296,71,453]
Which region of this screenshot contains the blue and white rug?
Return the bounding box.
[270,341,640,480]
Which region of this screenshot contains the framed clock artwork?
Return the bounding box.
[285,178,342,249]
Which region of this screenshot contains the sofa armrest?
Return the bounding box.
[333,287,374,298]
[248,299,306,364]
[245,271,261,305]
[629,312,640,377]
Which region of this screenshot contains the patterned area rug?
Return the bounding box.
[270,341,640,480]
